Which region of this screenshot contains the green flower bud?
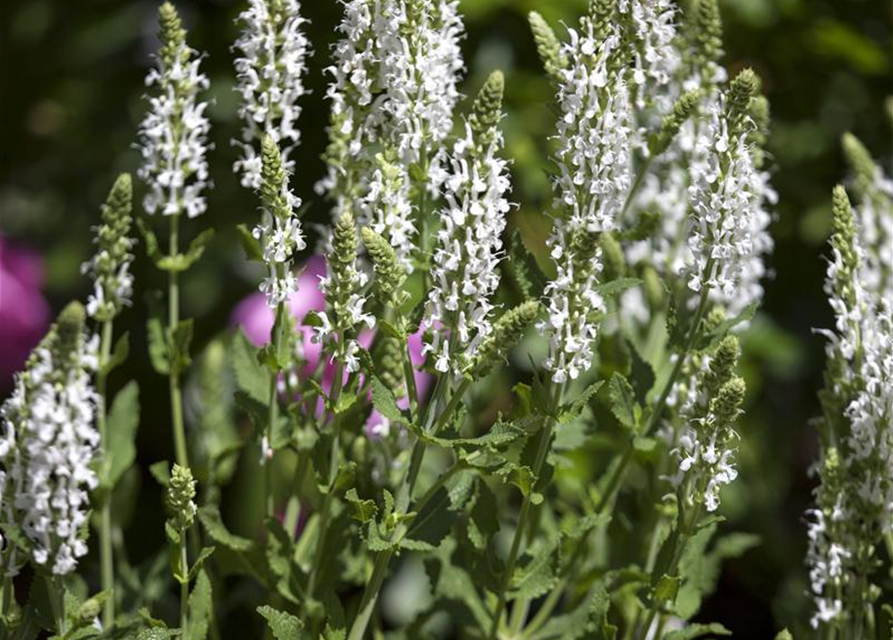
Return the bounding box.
[166,464,197,531]
[599,232,625,282]
[53,302,86,371]
[829,185,861,311]
[704,335,740,398]
[642,265,664,311]
[260,134,289,220]
[470,300,540,376]
[693,0,723,70]
[469,70,504,150]
[361,227,406,301]
[376,335,406,398]
[703,306,728,335]
[528,12,567,83]
[331,210,359,286]
[87,173,134,321]
[711,376,746,427]
[159,2,187,69]
[727,68,758,123]
[651,89,701,156]
[587,0,616,40]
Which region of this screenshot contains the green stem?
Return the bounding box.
[488,384,562,640]
[169,214,189,468]
[47,576,66,635]
[265,299,287,518]
[620,156,653,221]
[594,280,712,515]
[180,530,189,634]
[96,319,115,627]
[1,571,13,627]
[347,377,469,640]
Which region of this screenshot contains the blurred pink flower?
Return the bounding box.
[0,235,51,387]
[230,254,433,434]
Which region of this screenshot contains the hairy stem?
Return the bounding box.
[180,530,189,634]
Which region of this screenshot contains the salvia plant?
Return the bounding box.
[0,0,889,639]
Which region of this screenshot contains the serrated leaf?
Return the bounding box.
[198,506,254,552]
[136,630,181,640]
[506,229,548,300]
[664,623,731,640]
[467,480,499,550]
[509,541,558,600]
[627,339,655,405]
[265,518,299,604]
[402,487,457,551]
[558,380,604,424]
[237,223,264,262]
[136,218,162,264]
[185,570,212,640]
[370,376,408,426]
[654,574,680,602]
[104,381,140,489]
[607,373,638,429]
[257,605,304,640]
[345,489,378,523]
[422,421,524,450]
[156,229,215,273]
[169,319,193,374]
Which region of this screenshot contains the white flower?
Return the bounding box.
[617,0,680,116]
[233,0,311,189]
[423,122,512,374]
[137,13,211,219]
[0,314,99,576]
[364,156,417,272]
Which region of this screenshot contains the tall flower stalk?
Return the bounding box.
[81,174,135,627]
[137,1,211,468]
[0,303,99,634]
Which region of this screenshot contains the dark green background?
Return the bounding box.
[1,0,891,634]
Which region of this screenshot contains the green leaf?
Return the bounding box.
[627,340,655,405]
[136,218,162,264]
[149,460,170,486]
[654,574,680,602]
[558,380,604,424]
[265,518,299,604]
[136,630,181,640]
[345,489,378,523]
[607,374,639,429]
[187,547,215,582]
[104,381,140,489]
[103,331,130,375]
[664,623,731,640]
[198,506,254,552]
[506,229,548,300]
[256,605,304,640]
[237,223,264,262]
[697,302,758,350]
[147,316,170,375]
[232,329,269,404]
[593,277,642,298]
[509,541,558,600]
[156,229,215,272]
[529,580,615,640]
[402,487,458,551]
[774,631,793,640]
[422,421,524,450]
[185,570,212,640]
[169,319,194,374]
[370,376,408,426]
[467,480,499,550]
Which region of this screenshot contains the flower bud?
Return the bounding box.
[362,227,406,301]
[167,464,197,531]
[470,301,540,376]
[528,12,567,83]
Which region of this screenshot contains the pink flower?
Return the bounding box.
[0,235,51,388]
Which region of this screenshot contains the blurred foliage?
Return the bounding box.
[0,0,891,636]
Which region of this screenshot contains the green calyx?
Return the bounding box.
[599,232,625,282]
[331,210,359,287]
[470,300,540,376]
[53,302,87,372]
[361,227,406,302]
[529,12,567,83]
[692,0,723,70]
[829,185,861,309]
[93,173,134,321]
[704,335,740,398]
[711,376,746,427]
[651,89,701,156]
[260,134,290,220]
[587,0,616,41]
[166,464,197,531]
[469,70,504,151]
[158,2,187,69]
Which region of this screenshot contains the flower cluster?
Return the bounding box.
[233,0,310,189]
[423,72,512,374]
[672,335,746,512]
[315,210,374,373]
[318,0,465,264]
[540,14,632,384]
[807,183,893,628]
[81,174,135,321]
[686,71,761,302]
[0,303,99,576]
[137,2,211,219]
[254,135,307,307]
